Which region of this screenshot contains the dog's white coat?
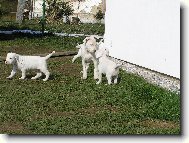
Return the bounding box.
[72,36,99,79]
[5,51,55,81]
[95,47,121,84]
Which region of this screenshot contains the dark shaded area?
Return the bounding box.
[0,32,54,40]
[180,6,184,136]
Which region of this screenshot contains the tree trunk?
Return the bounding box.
[16,0,27,24]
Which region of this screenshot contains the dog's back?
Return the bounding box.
[17,51,55,69]
[17,56,46,69]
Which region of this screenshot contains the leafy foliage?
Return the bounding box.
[0,5,9,18]
[46,0,74,24]
[95,10,104,21]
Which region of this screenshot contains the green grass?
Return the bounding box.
[0,37,180,134]
[0,21,105,35]
[0,36,84,56]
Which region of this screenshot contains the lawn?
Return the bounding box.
[0,21,105,36]
[0,36,180,134]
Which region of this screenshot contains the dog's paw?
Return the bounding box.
[81,76,87,80]
[43,79,48,81]
[19,77,25,80]
[7,76,12,79]
[94,77,98,80]
[31,77,36,80]
[96,81,101,84]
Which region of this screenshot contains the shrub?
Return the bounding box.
[95,10,104,22]
[0,6,9,18]
[46,0,74,24]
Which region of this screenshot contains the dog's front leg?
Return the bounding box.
[19,69,26,79]
[7,66,17,79]
[72,49,81,63]
[72,55,78,63]
[82,59,87,79]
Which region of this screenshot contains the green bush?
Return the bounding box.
[95,10,104,21]
[46,0,74,24]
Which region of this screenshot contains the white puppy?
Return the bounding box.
[95,47,122,85]
[72,38,104,63]
[72,36,99,79]
[5,51,55,81]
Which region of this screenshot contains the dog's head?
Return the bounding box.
[95,47,109,59]
[83,36,98,53]
[5,52,18,64]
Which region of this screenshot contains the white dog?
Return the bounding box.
[95,47,122,84]
[72,36,99,79]
[5,51,55,81]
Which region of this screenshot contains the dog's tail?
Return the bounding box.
[44,51,55,60]
[115,63,122,70]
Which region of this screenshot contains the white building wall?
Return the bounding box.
[104,0,180,78]
[33,0,43,17]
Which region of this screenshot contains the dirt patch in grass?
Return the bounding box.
[60,106,118,117]
[50,56,82,77]
[59,63,81,77]
[140,119,180,129]
[0,122,30,133]
[33,105,119,120]
[0,46,64,57]
[77,106,99,115]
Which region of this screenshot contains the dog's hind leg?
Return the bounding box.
[114,75,118,84]
[106,75,112,85]
[31,72,42,80]
[85,63,90,71]
[41,70,50,81]
[96,72,102,84]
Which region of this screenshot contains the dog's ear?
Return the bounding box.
[83,37,90,44]
[15,55,19,62]
[94,36,98,40]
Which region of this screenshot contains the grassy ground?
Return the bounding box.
[0,37,180,134]
[0,21,105,36]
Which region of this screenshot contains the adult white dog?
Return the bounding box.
[72,36,99,79]
[5,51,55,81]
[95,47,122,84]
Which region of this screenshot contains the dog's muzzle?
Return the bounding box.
[5,61,9,64]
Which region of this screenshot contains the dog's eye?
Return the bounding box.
[10,58,12,59]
